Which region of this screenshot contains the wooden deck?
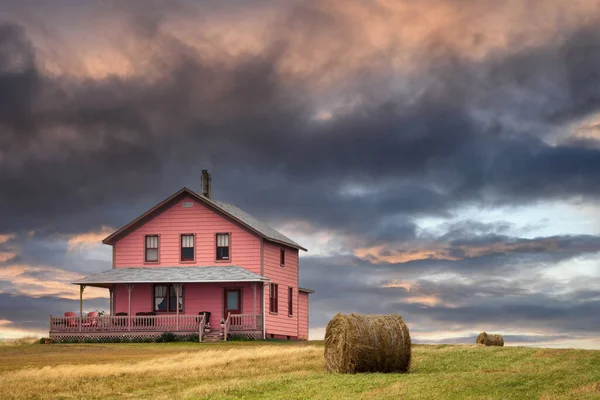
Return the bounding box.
[49,313,263,341]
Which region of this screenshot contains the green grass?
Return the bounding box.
[0,341,599,399]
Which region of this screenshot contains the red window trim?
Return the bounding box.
[215,232,231,262]
[288,286,293,317]
[269,283,278,314]
[280,248,285,267]
[152,283,184,313]
[180,233,195,263]
[144,234,160,264]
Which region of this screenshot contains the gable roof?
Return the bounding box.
[102,187,307,251]
[73,266,269,288]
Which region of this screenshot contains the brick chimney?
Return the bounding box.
[201,170,211,198]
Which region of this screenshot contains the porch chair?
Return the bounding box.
[198,311,211,326]
[85,311,99,328]
[64,312,78,328]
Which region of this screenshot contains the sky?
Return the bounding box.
[1,0,600,348]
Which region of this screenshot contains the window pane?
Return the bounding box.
[182,235,194,248]
[146,236,158,249]
[146,248,158,261]
[227,291,239,309]
[217,247,229,259]
[169,286,183,311]
[217,234,229,246]
[155,285,167,297]
[182,247,194,260]
[155,297,167,311]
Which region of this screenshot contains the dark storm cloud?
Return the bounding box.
[2,4,600,236]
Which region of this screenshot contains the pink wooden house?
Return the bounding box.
[49,171,313,342]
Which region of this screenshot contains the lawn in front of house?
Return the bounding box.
[0,341,599,399]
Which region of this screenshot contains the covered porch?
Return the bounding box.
[49,266,267,341]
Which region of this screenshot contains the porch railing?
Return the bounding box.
[228,313,262,331]
[50,314,204,333]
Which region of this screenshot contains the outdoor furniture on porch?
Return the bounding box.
[81,311,98,328]
[198,311,211,325]
[64,312,78,328]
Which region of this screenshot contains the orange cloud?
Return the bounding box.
[0,234,15,245]
[355,244,460,264]
[381,280,447,307]
[355,236,600,264]
[0,265,107,300]
[67,226,114,251]
[0,252,17,263]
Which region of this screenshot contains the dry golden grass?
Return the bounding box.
[1,341,600,399]
[0,336,40,346]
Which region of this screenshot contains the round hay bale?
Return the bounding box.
[476,332,504,346]
[324,313,411,373]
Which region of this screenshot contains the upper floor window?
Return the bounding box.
[288,286,293,316]
[145,235,159,262]
[181,234,195,261]
[280,248,285,266]
[216,233,230,260]
[269,283,278,314]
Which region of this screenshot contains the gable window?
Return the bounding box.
[269,283,278,314]
[288,287,293,316]
[181,234,195,261]
[154,284,184,312]
[280,248,285,266]
[216,233,230,260]
[145,235,159,262]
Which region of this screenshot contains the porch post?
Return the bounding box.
[262,283,266,339]
[253,283,257,329]
[174,283,182,331]
[108,287,114,317]
[126,284,134,331]
[79,285,86,332]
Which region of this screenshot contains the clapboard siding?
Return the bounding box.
[298,291,309,340]
[113,196,261,273]
[263,241,299,337]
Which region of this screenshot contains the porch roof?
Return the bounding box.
[73,266,269,288]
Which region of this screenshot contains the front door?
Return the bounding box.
[224,289,241,319]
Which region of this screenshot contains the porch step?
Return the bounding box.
[202,330,223,342]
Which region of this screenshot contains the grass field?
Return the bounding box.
[1,340,599,399]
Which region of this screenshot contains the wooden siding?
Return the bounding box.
[113,196,261,273]
[298,291,309,340]
[114,282,261,325]
[263,241,299,337]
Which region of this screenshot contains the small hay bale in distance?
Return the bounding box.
[324,313,411,373]
[476,332,504,346]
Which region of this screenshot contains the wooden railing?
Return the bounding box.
[228,313,262,331]
[50,314,204,332]
[50,314,262,335]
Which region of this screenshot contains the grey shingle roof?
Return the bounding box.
[73,266,269,285]
[208,198,304,249]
